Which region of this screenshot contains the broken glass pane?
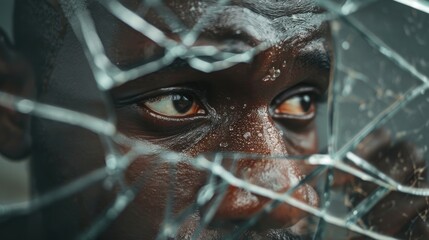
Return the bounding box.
[0,0,428,239]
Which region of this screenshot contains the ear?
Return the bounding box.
[0,29,34,160]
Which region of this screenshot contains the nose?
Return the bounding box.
[210,107,319,230]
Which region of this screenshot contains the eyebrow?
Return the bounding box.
[297,47,331,71]
[234,0,325,19]
[111,40,331,102]
[118,35,331,75]
[116,1,330,73]
[294,47,331,92]
[137,50,330,78]
[116,40,255,72]
[117,54,198,74]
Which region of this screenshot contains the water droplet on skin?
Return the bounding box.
[261,67,281,82]
[229,126,234,131]
[262,75,271,82]
[243,104,247,109]
[269,67,281,79]
[219,142,229,148]
[282,60,287,68]
[243,132,251,139]
[230,106,235,110]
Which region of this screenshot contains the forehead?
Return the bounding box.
[82,0,326,68]
[119,0,322,13]
[42,0,329,111]
[84,0,325,34]
[116,0,324,31]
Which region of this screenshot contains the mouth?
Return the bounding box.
[247,229,305,240]
[173,228,305,240]
[174,216,310,240]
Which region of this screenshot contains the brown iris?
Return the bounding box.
[275,93,315,116]
[143,93,205,118]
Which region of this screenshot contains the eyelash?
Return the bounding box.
[141,92,206,118]
[118,85,324,123]
[116,87,205,108]
[270,86,323,120]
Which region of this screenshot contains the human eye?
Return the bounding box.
[275,93,315,116]
[113,87,211,135]
[272,86,321,121]
[142,92,206,118]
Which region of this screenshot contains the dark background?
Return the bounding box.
[0,0,30,204]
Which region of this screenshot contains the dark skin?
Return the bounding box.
[0,0,428,239]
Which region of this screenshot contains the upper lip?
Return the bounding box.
[177,230,304,240]
[174,221,307,240]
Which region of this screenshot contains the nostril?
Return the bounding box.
[215,186,263,219]
[211,158,319,231]
[215,185,318,229]
[212,183,318,231]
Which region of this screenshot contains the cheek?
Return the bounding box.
[283,127,319,155]
[280,127,319,176]
[115,154,208,238]
[125,156,208,214]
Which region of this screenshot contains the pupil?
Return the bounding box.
[172,94,193,113]
[300,94,312,112]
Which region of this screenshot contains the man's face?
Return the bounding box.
[30,0,330,239]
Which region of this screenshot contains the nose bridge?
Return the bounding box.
[222,106,303,190]
[211,106,318,230]
[225,107,288,156]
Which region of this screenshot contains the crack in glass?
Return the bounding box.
[0,0,428,239]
